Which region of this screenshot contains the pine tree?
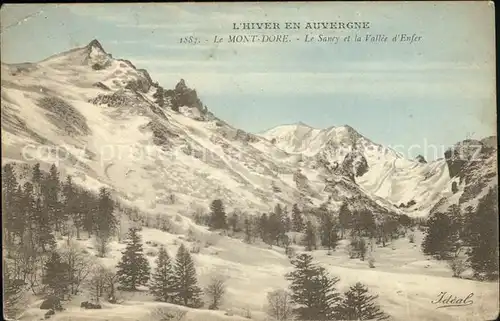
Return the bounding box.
[338,202,352,239]
[94,187,117,256]
[422,212,460,260]
[31,163,43,194]
[259,213,270,243]
[268,212,283,246]
[339,282,389,320]
[209,199,227,230]
[285,254,341,320]
[313,269,342,320]
[150,246,176,302]
[95,187,116,235]
[40,164,63,233]
[20,182,37,249]
[153,86,165,107]
[43,251,71,299]
[2,163,21,244]
[62,175,84,239]
[291,204,304,232]
[352,210,376,237]
[173,243,203,308]
[465,188,499,280]
[319,207,339,251]
[116,227,150,290]
[302,221,317,251]
[80,189,97,237]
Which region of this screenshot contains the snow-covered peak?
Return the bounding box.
[36,39,112,68]
[87,39,107,54]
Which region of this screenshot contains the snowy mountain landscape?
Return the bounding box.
[2,39,498,321]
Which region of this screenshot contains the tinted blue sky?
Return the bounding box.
[0,3,495,159]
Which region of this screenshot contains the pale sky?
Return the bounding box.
[0,2,496,160]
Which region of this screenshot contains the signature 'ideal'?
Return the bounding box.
[431,292,474,309]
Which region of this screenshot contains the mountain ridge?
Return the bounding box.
[1,39,496,220]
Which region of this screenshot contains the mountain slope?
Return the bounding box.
[2,40,402,219]
[262,123,496,217]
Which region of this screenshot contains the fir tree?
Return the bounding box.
[209,199,227,230]
[150,246,176,302]
[464,188,499,280]
[80,189,98,236]
[302,221,317,251]
[20,182,37,249]
[42,164,63,232]
[2,163,21,244]
[291,204,304,232]
[94,187,117,256]
[319,208,339,251]
[95,187,116,236]
[285,254,341,320]
[31,163,43,194]
[338,202,352,239]
[153,86,165,107]
[268,212,284,246]
[43,251,71,299]
[339,282,389,320]
[116,227,151,290]
[422,212,460,260]
[259,213,271,243]
[173,243,203,308]
[352,210,376,238]
[62,175,84,239]
[35,197,55,252]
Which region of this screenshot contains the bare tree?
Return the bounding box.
[89,265,119,304]
[266,289,294,321]
[89,266,106,304]
[204,275,226,310]
[60,241,96,296]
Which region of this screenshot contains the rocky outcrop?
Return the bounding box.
[430,136,497,216]
[415,154,427,164]
[89,90,166,119]
[444,139,485,179]
[167,79,206,112]
[339,151,369,180]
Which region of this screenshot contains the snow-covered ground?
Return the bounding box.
[16,228,499,321]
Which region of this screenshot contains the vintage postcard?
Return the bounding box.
[1,2,498,321]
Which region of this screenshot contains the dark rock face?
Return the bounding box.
[40,296,62,311]
[89,90,166,120]
[444,139,483,179]
[168,79,205,112]
[415,155,427,164]
[340,152,369,180]
[44,309,55,319]
[125,78,151,94]
[80,301,102,309]
[430,136,497,217]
